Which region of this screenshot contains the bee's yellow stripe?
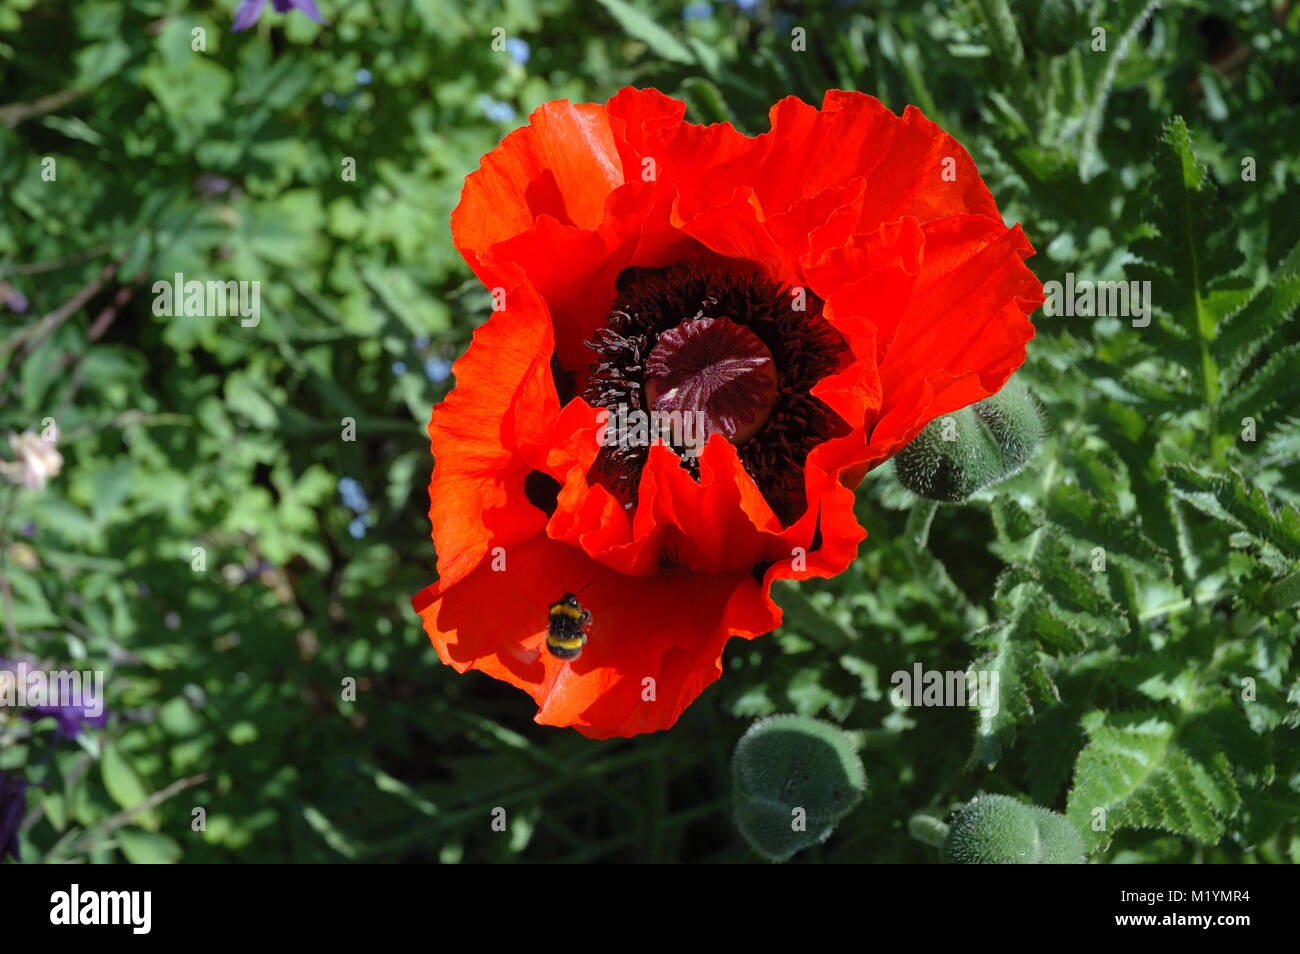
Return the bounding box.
[550,605,585,619]
[548,636,586,650]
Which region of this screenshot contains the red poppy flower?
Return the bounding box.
[412,87,1043,738]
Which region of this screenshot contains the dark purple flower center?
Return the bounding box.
[578,263,850,524]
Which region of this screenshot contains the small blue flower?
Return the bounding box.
[337,476,369,514]
[425,356,453,383]
[733,0,759,10]
[347,517,367,539]
[413,334,430,350]
[392,360,407,376]
[355,68,372,86]
[506,37,530,65]
[475,94,516,123]
[683,2,713,20]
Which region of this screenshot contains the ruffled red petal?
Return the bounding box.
[413,532,779,738]
[813,215,1042,466]
[422,281,562,589]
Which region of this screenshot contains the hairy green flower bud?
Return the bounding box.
[731,715,867,862]
[941,794,1085,864]
[894,377,1044,502]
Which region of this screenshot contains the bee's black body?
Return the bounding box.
[546,592,591,660]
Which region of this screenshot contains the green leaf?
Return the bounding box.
[1076,0,1160,182]
[116,828,183,864]
[969,584,1063,768]
[1129,116,1245,418]
[1033,529,1129,640]
[593,0,696,65]
[1066,708,1243,852]
[1212,242,1300,388]
[1167,464,1300,559]
[1046,483,1170,575]
[100,745,161,832]
[991,495,1041,543]
[1216,343,1300,428]
[679,77,736,126]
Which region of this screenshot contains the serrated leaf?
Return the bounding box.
[1129,116,1246,415]
[969,581,1065,768]
[1212,253,1300,387]
[1167,464,1300,559]
[1216,343,1300,427]
[991,495,1041,543]
[1034,530,1129,640]
[1066,709,1241,852]
[1047,483,1171,575]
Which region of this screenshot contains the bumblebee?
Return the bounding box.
[546,592,591,660]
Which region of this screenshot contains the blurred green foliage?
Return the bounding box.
[0,0,1297,863]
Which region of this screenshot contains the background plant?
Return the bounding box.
[0,0,1296,862]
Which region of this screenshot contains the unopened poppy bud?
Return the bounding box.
[940,794,1085,864]
[731,715,867,862]
[894,377,1043,502]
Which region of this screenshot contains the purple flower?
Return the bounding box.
[0,772,28,862]
[233,0,326,32]
[22,701,107,740]
[2,657,108,741]
[1,282,28,314]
